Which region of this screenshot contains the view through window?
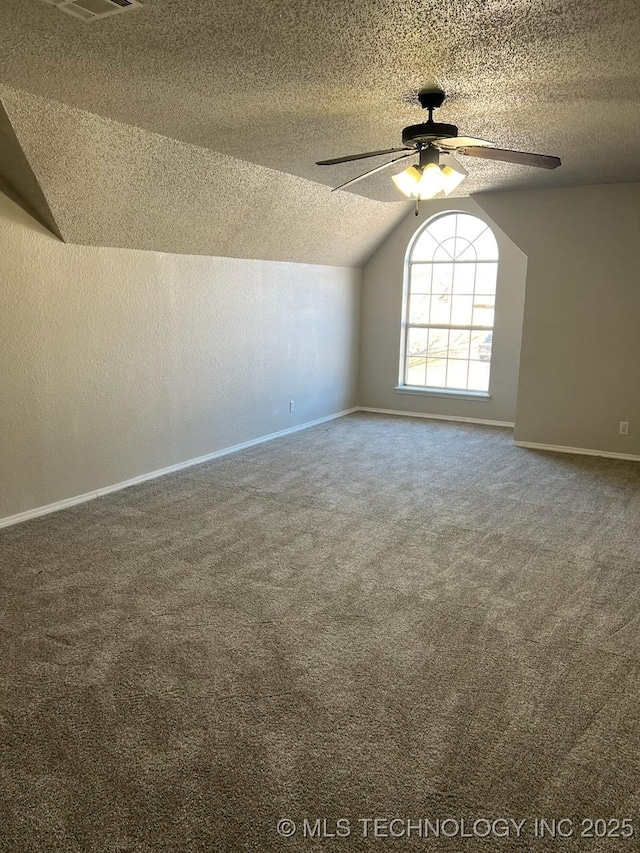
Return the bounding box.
[401,212,498,394]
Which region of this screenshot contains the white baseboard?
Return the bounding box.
[7,409,636,530]
[513,440,640,462]
[0,407,358,530]
[356,406,515,428]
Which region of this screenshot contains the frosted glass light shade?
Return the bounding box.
[417,163,445,198]
[392,163,444,199]
[439,153,467,195]
[441,166,464,194]
[392,155,467,199]
[392,166,423,197]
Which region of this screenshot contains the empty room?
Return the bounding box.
[1,1,640,851]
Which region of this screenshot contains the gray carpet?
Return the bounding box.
[1,412,640,852]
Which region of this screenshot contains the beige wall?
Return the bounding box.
[4,179,638,523]
[479,182,640,456]
[358,197,527,424]
[0,192,361,521]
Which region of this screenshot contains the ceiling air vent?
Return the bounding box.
[39,0,142,21]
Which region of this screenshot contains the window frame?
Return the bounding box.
[396,211,499,401]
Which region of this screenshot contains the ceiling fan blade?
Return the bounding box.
[457,146,562,169]
[435,136,496,150]
[316,147,410,166]
[331,151,416,192]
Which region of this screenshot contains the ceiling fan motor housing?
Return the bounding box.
[402,121,459,148]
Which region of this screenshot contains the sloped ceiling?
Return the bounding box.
[1,0,640,260]
[0,99,62,240]
[0,85,406,265]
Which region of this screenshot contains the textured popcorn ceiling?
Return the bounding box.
[0,85,406,264]
[1,0,640,254]
[0,100,62,239]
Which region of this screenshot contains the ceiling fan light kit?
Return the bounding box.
[440,154,468,194]
[391,165,424,197]
[316,88,561,207]
[392,147,469,203]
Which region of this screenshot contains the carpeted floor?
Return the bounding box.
[1,412,640,852]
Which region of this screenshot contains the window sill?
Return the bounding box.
[395,385,491,402]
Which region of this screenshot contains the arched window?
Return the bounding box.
[400,212,498,396]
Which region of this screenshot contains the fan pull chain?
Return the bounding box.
[415,198,420,216]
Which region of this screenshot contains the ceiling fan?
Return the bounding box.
[316,89,561,209]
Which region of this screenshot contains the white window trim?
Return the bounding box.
[397,211,498,400]
[395,385,491,401]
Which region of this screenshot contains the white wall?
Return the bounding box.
[479,182,640,457]
[0,192,361,521]
[358,197,527,424]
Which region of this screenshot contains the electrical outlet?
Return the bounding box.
[289,400,295,413]
[619,421,629,435]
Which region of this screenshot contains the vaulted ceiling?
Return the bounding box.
[1,0,640,263]
[0,84,406,265]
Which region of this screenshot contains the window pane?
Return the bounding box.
[472,298,495,327]
[407,327,429,355]
[410,265,432,293]
[434,236,456,261]
[451,295,473,326]
[448,330,470,359]
[403,215,497,396]
[475,262,498,294]
[455,214,488,244]
[452,237,475,261]
[429,293,451,325]
[452,263,475,294]
[431,264,454,295]
[468,360,491,392]
[470,330,492,361]
[428,328,449,359]
[411,230,439,261]
[426,357,447,387]
[427,215,457,245]
[434,244,455,261]
[408,294,430,324]
[446,359,469,390]
[457,230,498,262]
[406,357,427,386]
[472,228,499,261]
